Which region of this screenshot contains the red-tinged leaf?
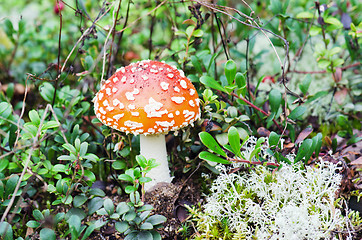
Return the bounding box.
[334,88,348,105]
[295,127,313,145]
[182,19,196,26]
[333,67,342,83]
[257,127,270,137]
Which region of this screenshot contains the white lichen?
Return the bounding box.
[192,138,347,240]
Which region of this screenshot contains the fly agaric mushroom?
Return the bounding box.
[94,60,200,190]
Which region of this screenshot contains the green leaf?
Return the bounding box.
[324,17,343,28]
[313,133,323,158]
[75,138,81,152]
[305,91,329,103]
[137,231,153,240]
[228,126,241,157]
[186,25,194,37]
[62,143,77,155]
[68,215,81,238]
[88,197,104,215]
[288,106,306,120]
[140,222,153,230]
[337,115,352,135]
[299,74,312,95]
[193,29,204,37]
[52,164,67,173]
[57,155,76,161]
[0,181,4,199]
[89,188,106,197]
[139,177,152,184]
[124,232,137,240]
[124,211,136,221]
[115,221,129,233]
[200,76,228,93]
[26,220,41,228]
[250,137,266,160]
[138,204,154,212]
[104,198,115,215]
[5,174,19,197]
[295,139,313,163]
[332,58,344,67]
[42,121,59,130]
[225,60,237,85]
[29,110,40,126]
[235,72,246,96]
[328,47,341,57]
[64,208,86,222]
[116,202,131,215]
[0,159,9,173]
[61,195,73,205]
[118,174,134,182]
[269,89,282,113]
[96,208,108,215]
[18,19,25,35]
[296,11,314,19]
[79,142,88,157]
[227,106,238,118]
[268,132,279,149]
[0,102,12,121]
[23,124,38,139]
[83,170,96,182]
[191,56,203,74]
[73,195,88,208]
[84,153,99,162]
[151,230,162,240]
[145,215,167,225]
[0,222,13,240]
[81,224,96,240]
[112,160,126,170]
[199,132,227,157]
[39,82,55,103]
[33,209,44,221]
[269,0,282,14]
[39,228,56,240]
[199,151,230,164]
[125,186,137,194]
[136,155,147,169]
[318,59,331,69]
[4,19,14,39]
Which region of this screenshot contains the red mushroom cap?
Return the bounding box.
[94,60,200,135]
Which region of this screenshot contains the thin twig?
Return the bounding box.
[1,105,51,222]
[115,0,131,60]
[106,0,122,78]
[214,13,229,60]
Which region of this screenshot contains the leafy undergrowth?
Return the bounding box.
[0,0,361,239]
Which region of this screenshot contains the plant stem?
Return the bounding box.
[230,92,282,131]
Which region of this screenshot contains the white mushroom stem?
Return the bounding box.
[140,134,173,191]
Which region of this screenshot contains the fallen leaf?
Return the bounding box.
[334,88,348,105]
[284,142,295,149]
[350,156,362,166]
[295,127,313,145]
[257,127,270,137]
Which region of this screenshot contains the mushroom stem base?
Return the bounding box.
[140,134,173,191]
